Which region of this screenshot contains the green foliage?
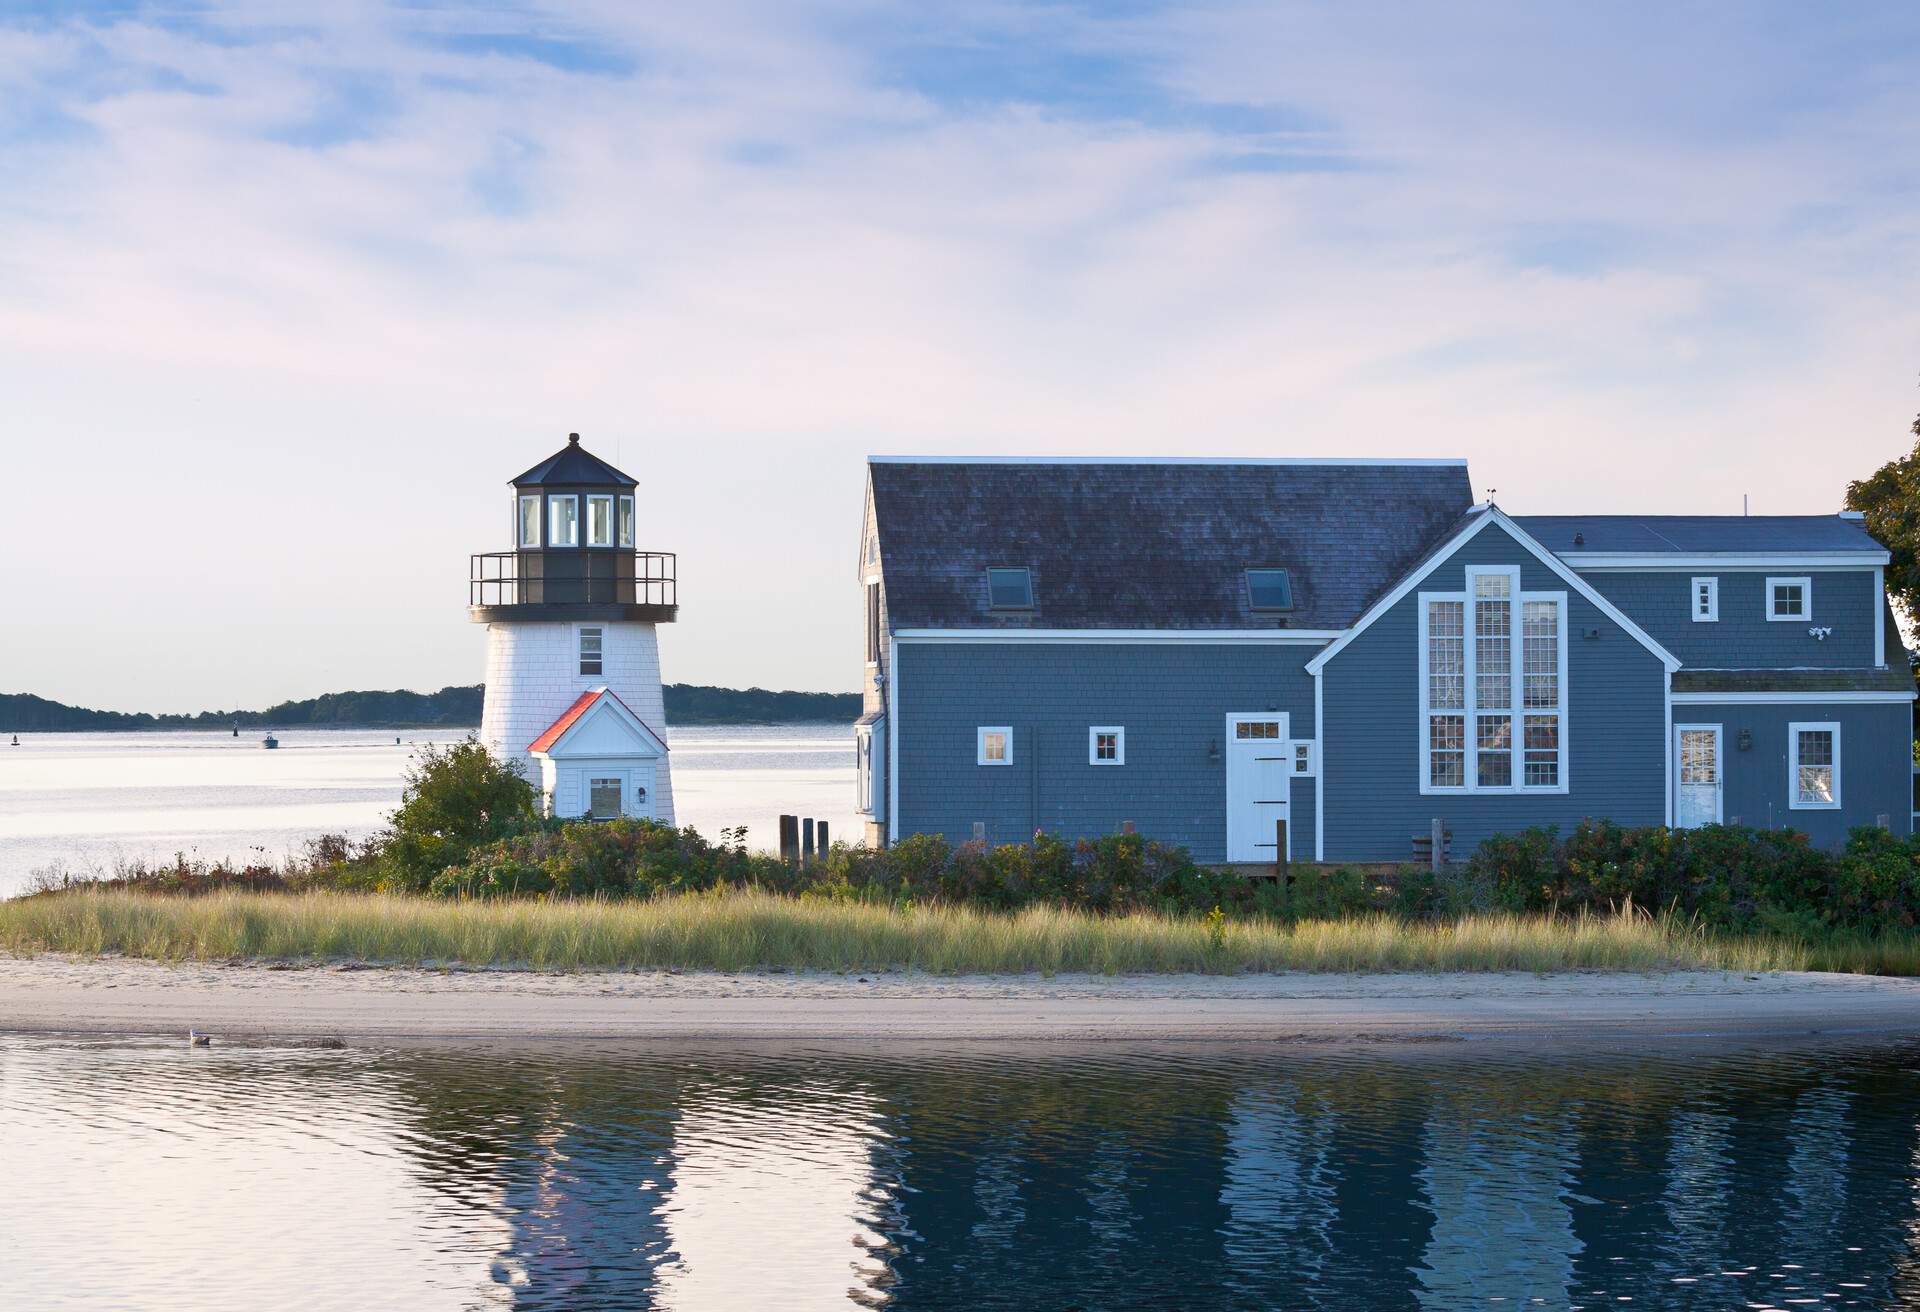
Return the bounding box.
[1847,411,1920,626]
[378,739,539,892]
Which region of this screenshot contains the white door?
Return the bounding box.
[1226,714,1291,862]
[1674,725,1722,828]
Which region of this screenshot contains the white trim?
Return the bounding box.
[886,636,899,843]
[1088,726,1125,766]
[1672,723,1723,827]
[1875,566,1887,667]
[867,455,1468,467]
[1313,670,1325,862]
[1290,739,1317,776]
[1306,506,1682,676]
[1670,690,1916,704]
[1787,721,1842,810]
[1562,552,1888,569]
[1766,576,1812,622]
[585,493,615,547]
[547,493,580,548]
[517,494,542,548]
[529,688,670,760]
[977,725,1012,766]
[894,629,1342,645]
[1662,668,1674,827]
[1691,576,1718,623]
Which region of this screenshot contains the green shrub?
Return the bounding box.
[378,739,539,891]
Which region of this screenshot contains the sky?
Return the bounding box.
[3,2,1919,712]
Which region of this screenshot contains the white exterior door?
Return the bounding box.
[1674,725,1722,829]
[1226,714,1291,862]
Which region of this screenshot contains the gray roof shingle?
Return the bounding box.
[868,459,1474,630]
[1512,514,1885,556]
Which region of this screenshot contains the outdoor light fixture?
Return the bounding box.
[1208,739,1221,763]
[1738,729,1752,752]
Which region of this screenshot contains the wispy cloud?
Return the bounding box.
[3,1,1918,707]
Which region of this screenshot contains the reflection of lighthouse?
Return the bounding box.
[469,434,676,822]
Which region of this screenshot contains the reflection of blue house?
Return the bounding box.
[856,458,1913,861]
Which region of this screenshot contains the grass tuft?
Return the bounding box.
[0,887,1891,975]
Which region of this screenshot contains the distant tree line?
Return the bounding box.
[0,683,859,732]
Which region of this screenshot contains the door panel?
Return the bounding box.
[1674,726,1722,829]
[1227,715,1291,862]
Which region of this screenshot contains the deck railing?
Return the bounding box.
[470,551,677,609]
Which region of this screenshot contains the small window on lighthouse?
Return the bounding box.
[618,496,635,548]
[580,627,603,676]
[518,496,541,548]
[587,495,614,547]
[549,495,579,547]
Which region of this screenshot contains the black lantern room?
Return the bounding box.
[469,434,677,622]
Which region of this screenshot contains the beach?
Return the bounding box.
[4,954,1918,1043]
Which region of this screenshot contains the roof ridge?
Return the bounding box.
[867,455,1469,467]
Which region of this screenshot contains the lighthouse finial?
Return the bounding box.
[568,432,580,445]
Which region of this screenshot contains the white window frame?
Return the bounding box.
[1787,721,1841,810]
[977,726,1012,766]
[1766,576,1811,622]
[586,493,615,547]
[578,625,603,677]
[1291,740,1317,776]
[1088,726,1125,765]
[618,495,635,548]
[548,494,580,548]
[1691,576,1718,623]
[1417,566,1568,795]
[518,494,542,547]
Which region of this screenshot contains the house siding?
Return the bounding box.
[893,642,1319,863]
[1673,701,1914,846]
[1579,569,1878,669]
[1320,522,1668,862]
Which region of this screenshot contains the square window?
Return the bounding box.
[1089,726,1124,765]
[978,726,1012,765]
[986,568,1033,610]
[1766,576,1811,621]
[579,627,603,676]
[1246,568,1294,611]
[588,777,622,820]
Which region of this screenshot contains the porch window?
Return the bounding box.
[1419,569,1566,793]
[1789,723,1840,809]
[588,776,622,820]
[1089,726,1124,765]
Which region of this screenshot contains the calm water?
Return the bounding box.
[0,725,858,892]
[3,1035,1919,1310]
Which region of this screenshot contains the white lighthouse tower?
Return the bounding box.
[471,434,675,823]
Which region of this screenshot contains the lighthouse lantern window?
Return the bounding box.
[587,495,614,547]
[518,495,541,548]
[618,496,635,548]
[549,495,579,547]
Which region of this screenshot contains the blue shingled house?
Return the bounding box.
[854,458,1915,863]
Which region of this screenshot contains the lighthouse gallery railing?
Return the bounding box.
[470,551,677,609]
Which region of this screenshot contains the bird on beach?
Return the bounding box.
[188,1030,211,1047]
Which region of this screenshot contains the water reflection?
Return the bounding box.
[4,1038,1920,1309]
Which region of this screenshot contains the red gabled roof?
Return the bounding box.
[526,688,670,755]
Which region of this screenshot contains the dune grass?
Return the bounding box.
[0,886,1897,975]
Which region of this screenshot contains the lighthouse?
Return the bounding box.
[470,434,676,823]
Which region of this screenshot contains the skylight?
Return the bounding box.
[1246,568,1294,611]
[986,567,1033,610]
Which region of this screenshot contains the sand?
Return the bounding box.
[2,954,1919,1043]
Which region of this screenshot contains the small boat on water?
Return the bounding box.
[8,734,17,747]
[262,734,279,750]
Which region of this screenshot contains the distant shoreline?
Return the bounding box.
[4,957,1920,1043]
[1,684,860,733]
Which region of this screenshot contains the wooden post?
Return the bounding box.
[817,820,829,852]
[779,814,798,863]
[802,817,815,862]
[1274,818,1289,875]
[1430,817,1444,873]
